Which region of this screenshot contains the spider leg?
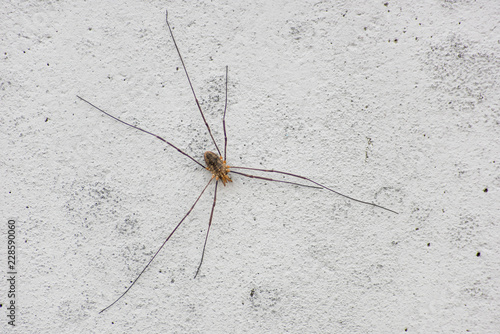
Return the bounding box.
[222,66,228,162]
[165,10,222,157]
[99,178,213,314]
[230,166,398,214]
[230,171,322,190]
[77,95,205,169]
[194,180,219,278]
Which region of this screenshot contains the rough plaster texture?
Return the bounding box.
[1,0,499,333]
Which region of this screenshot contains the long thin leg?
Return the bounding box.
[230,166,398,214]
[99,178,213,314]
[77,95,205,169]
[165,10,222,157]
[194,180,219,278]
[222,66,228,162]
[230,171,321,190]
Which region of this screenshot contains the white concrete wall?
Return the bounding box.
[2,0,499,333]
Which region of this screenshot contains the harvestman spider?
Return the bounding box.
[77,10,398,314]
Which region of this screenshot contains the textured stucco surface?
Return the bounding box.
[1,0,499,333]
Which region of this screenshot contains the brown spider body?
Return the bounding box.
[204,151,232,186]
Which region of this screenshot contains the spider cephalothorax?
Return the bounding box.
[204,151,232,186]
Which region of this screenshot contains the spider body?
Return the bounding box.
[204,151,232,186]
